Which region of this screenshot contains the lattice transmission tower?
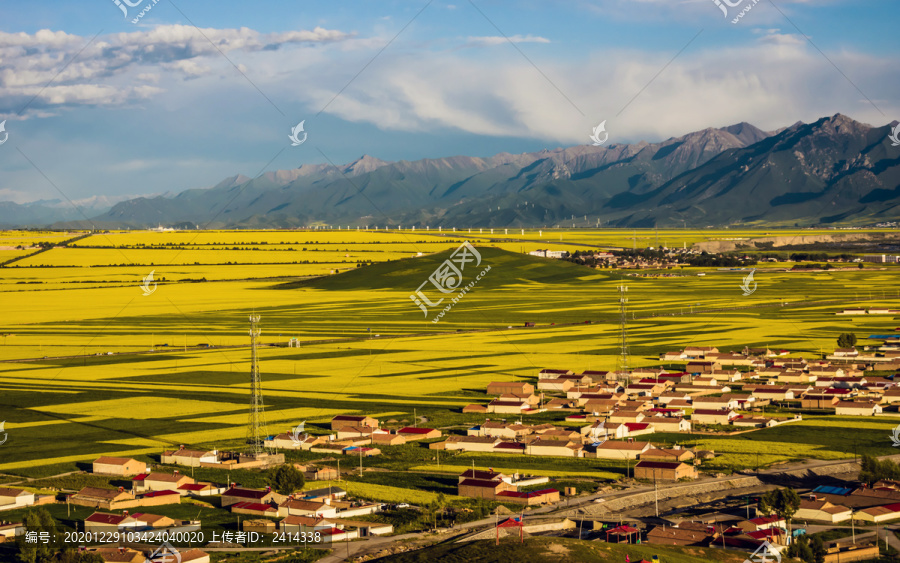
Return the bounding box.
[247,314,269,454]
[616,285,630,382]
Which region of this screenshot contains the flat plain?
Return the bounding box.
[1,228,898,485]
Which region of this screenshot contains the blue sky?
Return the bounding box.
[0,0,898,205]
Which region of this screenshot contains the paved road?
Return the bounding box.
[315,454,879,562]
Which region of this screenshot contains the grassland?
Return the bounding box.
[0,228,898,490]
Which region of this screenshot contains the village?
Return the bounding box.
[2,329,900,562]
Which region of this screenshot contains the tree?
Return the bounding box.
[434,492,446,526]
[268,463,305,495]
[859,454,900,486]
[787,534,814,563]
[759,488,801,535]
[18,508,58,563]
[57,547,104,563]
[836,333,857,349]
[810,535,826,563]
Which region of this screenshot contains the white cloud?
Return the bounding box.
[463,35,551,48]
[0,25,355,117]
[757,32,805,46]
[300,39,897,145]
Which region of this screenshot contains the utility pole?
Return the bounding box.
[654,469,659,517]
[359,446,363,477]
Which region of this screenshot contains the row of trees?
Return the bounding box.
[859,454,900,486]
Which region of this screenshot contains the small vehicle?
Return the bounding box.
[396,503,410,509]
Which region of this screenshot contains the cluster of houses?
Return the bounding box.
[561,247,704,269]
[264,415,442,454]
[1,483,209,562]
[2,453,394,559]
[84,455,393,543]
[158,447,284,469]
[458,343,900,442]
[0,487,44,513]
[528,249,570,259]
[641,479,900,559]
[836,307,900,315]
[199,484,391,541]
[84,510,199,540]
[642,512,881,561]
[0,487,46,544]
[456,469,561,505]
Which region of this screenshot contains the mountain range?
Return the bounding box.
[4,114,899,228]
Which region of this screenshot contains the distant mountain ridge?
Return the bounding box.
[3,114,898,228]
